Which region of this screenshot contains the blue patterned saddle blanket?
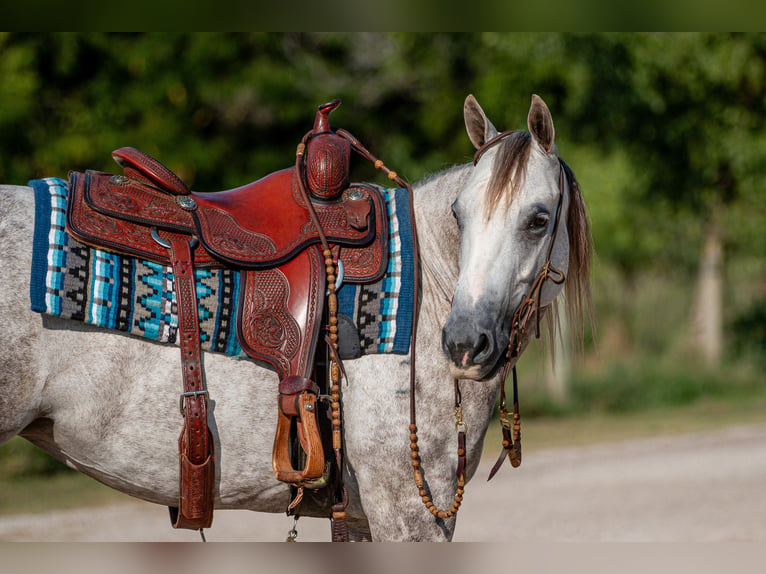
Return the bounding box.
[29,177,414,358]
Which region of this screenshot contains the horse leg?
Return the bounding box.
[342,355,459,541]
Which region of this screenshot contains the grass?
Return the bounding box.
[0,471,132,516]
[2,393,764,517]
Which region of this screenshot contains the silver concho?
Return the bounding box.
[110,175,129,185]
[345,188,365,201]
[176,195,197,211]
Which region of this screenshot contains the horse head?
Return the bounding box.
[442,94,590,381]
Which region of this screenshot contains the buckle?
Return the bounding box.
[179,389,209,415]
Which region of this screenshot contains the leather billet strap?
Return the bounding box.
[160,233,215,530]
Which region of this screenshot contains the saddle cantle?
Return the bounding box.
[64,99,398,537]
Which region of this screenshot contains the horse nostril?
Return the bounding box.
[474,333,492,363]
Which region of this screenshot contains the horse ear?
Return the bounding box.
[527,94,555,154]
[464,94,499,149]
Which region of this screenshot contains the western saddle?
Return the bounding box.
[65,100,405,541]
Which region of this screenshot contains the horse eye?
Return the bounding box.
[528,213,549,231]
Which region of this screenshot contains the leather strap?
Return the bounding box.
[165,234,215,530]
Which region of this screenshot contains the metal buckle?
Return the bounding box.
[151,227,198,250]
[179,389,209,415]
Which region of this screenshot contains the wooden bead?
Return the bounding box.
[421,495,430,503]
[419,489,427,497]
[323,249,332,258]
[409,433,417,442]
[410,443,418,451]
[411,459,420,469]
[410,451,418,460]
[409,424,417,432]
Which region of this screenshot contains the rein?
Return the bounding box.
[300,124,568,526]
[409,130,569,519]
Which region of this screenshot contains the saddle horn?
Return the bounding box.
[304,99,351,200]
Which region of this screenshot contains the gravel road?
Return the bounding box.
[1,424,764,542]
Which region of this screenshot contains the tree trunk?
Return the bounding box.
[693,223,723,366]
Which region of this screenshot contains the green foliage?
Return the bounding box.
[0,438,71,479]
[1,33,764,463]
[522,358,764,419]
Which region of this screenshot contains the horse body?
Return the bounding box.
[0,95,588,541]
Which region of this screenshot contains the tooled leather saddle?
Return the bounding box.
[64,100,393,538]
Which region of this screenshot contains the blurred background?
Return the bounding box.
[0,32,764,514]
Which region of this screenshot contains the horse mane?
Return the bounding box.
[556,158,594,350]
[485,133,593,349]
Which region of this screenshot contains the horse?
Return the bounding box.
[0,94,590,541]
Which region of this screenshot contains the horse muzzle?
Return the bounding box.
[441,312,507,381]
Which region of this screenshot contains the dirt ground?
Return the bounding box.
[1,424,765,542]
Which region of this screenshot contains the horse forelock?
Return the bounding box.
[483,131,532,219]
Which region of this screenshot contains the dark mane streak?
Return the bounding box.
[484,131,532,218]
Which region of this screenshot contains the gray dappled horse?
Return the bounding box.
[0,95,590,541]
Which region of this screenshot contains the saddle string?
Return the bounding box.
[294,137,349,538]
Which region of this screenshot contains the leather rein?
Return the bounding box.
[299,126,567,526]
[409,130,568,518]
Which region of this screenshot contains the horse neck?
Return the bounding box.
[412,164,471,333]
[410,164,503,467]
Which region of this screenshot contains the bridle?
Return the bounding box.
[409,130,568,518]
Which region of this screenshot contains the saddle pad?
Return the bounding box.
[30,178,245,356]
[30,178,415,357]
